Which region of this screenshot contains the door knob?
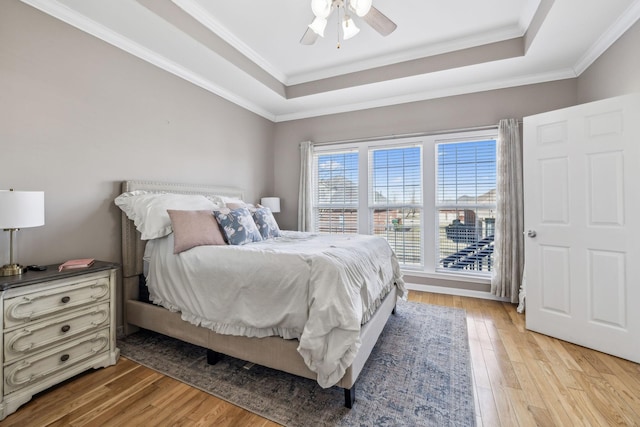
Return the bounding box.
[527,230,537,238]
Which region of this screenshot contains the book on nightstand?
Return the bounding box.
[58,258,95,272]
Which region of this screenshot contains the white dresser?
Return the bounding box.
[0,261,120,420]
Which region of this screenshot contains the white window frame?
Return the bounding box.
[310,128,497,280]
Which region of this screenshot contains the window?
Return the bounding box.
[369,145,422,265]
[310,129,497,278]
[436,139,496,274]
[313,149,359,234]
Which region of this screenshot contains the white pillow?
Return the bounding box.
[115,191,221,240]
[205,194,226,206]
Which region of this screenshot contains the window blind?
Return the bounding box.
[369,145,423,266]
[312,149,359,234]
[436,139,496,273]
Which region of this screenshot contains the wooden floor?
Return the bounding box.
[3,290,640,426]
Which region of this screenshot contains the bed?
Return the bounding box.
[118,180,405,407]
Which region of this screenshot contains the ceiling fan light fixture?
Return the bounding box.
[342,16,360,40]
[309,16,328,37]
[311,0,332,18]
[349,0,372,17]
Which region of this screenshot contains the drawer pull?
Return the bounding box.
[60,354,70,362]
[61,325,71,333]
[61,296,71,304]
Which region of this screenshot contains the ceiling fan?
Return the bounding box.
[300,0,397,46]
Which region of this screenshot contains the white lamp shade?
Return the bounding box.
[342,17,360,40]
[260,197,281,213]
[350,0,372,17]
[0,190,45,228]
[308,16,328,36]
[311,0,332,18]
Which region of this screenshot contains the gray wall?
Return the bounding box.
[577,20,640,103]
[0,1,275,269]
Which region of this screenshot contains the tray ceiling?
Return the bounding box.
[20,0,640,121]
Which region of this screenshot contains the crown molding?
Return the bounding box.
[171,0,288,84]
[273,68,577,122]
[287,25,525,85]
[174,0,526,87]
[19,0,276,121]
[573,0,640,75]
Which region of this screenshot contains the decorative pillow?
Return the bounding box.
[167,210,226,254]
[252,207,281,239]
[225,202,246,210]
[218,196,258,212]
[114,191,220,240]
[220,196,246,209]
[213,207,262,245]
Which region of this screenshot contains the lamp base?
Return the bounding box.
[0,263,26,276]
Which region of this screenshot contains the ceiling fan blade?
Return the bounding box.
[363,6,397,36]
[300,26,319,45]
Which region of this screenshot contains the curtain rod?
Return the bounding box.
[310,123,504,147]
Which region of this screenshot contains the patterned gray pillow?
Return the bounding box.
[214,207,263,245]
[252,207,282,239]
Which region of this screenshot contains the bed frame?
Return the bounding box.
[120,180,398,407]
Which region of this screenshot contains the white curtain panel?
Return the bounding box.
[491,119,525,304]
[298,141,313,232]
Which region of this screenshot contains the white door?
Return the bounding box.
[524,93,640,363]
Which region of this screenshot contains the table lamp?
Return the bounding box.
[0,189,45,276]
[260,197,281,213]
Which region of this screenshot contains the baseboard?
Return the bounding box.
[405,282,511,302]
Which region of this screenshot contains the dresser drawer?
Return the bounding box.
[3,329,110,395]
[4,303,110,362]
[4,276,110,329]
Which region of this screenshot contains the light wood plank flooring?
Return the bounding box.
[3,290,640,426]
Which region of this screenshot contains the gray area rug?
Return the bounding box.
[117,300,475,426]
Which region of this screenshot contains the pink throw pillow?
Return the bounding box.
[167,209,226,254]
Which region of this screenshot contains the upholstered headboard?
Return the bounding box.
[119,180,244,280]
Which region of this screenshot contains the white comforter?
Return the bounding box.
[144,230,405,388]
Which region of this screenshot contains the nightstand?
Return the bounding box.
[0,261,120,420]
